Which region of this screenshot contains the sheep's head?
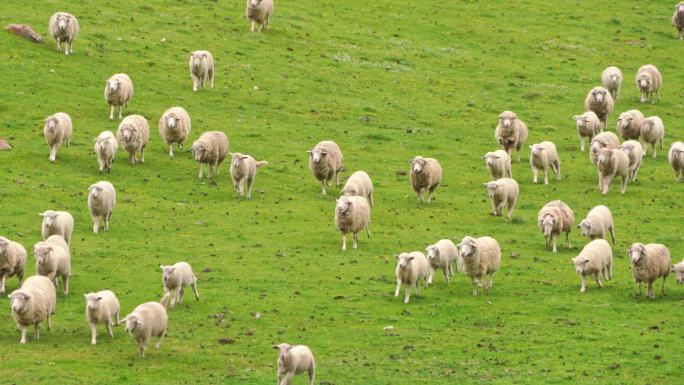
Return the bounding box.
[530,144,545,158]
[40,211,58,228]
[483,181,500,199]
[44,117,58,132]
[84,293,104,311]
[481,152,500,167]
[426,246,439,261]
[160,265,176,283]
[9,292,30,314]
[89,184,104,200]
[578,220,592,237]
[120,314,142,334]
[637,74,651,90]
[596,148,613,165]
[573,115,588,128]
[616,113,633,130]
[119,125,136,143]
[308,147,327,163]
[458,236,477,259]
[95,137,110,152]
[539,215,555,237]
[673,261,684,284]
[410,157,427,174]
[231,153,249,169]
[640,119,654,134]
[672,149,684,161]
[191,143,207,161]
[628,243,647,264]
[106,79,120,94]
[610,74,619,83]
[395,253,415,269]
[590,88,607,103]
[249,0,264,8]
[498,111,517,128]
[678,3,684,15]
[335,197,352,216]
[165,113,180,129]
[0,237,8,254]
[571,256,590,275]
[56,14,72,31]
[33,244,53,264]
[190,52,208,68]
[272,343,293,359]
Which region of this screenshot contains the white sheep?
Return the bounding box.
[159,262,199,309]
[0,236,26,294]
[246,0,274,32]
[629,243,671,300]
[618,140,644,182]
[596,148,629,195]
[334,195,371,251]
[33,235,70,295]
[494,111,528,161]
[571,239,613,293]
[116,114,149,165]
[191,131,229,179]
[674,2,684,39]
[584,86,614,130]
[394,251,430,304]
[340,171,374,207]
[158,107,191,158]
[409,156,442,203]
[537,200,574,253]
[88,181,116,234]
[84,290,120,345]
[48,12,79,55]
[616,109,645,141]
[426,239,459,283]
[8,275,56,344]
[189,51,214,92]
[640,116,665,159]
[308,141,343,195]
[272,343,315,385]
[483,178,519,220]
[43,112,72,163]
[573,111,601,152]
[589,131,620,165]
[601,66,623,101]
[481,150,512,179]
[229,152,268,199]
[457,236,501,296]
[578,205,616,244]
[635,64,662,104]
[668,141,684,182]
[104,73,133,120]
[529,141,560,184]
[672,259,684,284]
[94,131,118,174]
[119,302,168,358]
[39,210,74,245]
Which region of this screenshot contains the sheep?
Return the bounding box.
[341,171,374,207]
[308,141,343,195]
[246,0,274,32]
[426,239,459,283]
[159,262,199,309]
[616,110,645,141]
[494,111,528,161]
[668,141,684,182]
[573,111,601,152]
[584,86,614,130]
[483,178,518,220]
[640,116,665,159]
[84,290,120,345]
[189,51,214,92]
[88,181,116,234]
[119,302,168,358]
[596,148,630,195]
[674,2,684,39]
[571,239,613,293]
[39,210,74,245]
[104,73,133,120]
[618,140,644,182]
[43,112,72,163]
[457,236,501,296]
[229,152,268,199]
[334,196,371,251]
[672,259,684,284]
[529,141,560,184]
[48,12,79,55]
[33,235,70,295]
[116,114,149,165]
[272,343,315,385]
[8,275,56,344]
[578,205,616,244]
[629,243,671,300]
[94,131,118,174]
[537,200,574,253]
[589,131,620,165]
[635,64,662,104]
[0,236,26,294]
[190,131,229,179]
[394,251,430,304]
[158,107,191,158]
[409,156,442,203]
[601,66,623,101]
[481,150,512,179]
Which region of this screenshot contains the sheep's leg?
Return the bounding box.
[620,175,627,194]
[471,278,478,296]
[191,281,199,300]
[427,267,433,285]
[308,366,315,385]
[636,281,642,297]
[661,276,667,295]
[609,226,616,244]
[403,284,411,304]
[416,189,424,203]
[49,145,57,163]
[34,323,40,339]
[192,75,198,92]
[652,144,657,159]
[198,164,204,179]
[250,20,256,32]
[369,191,374,207]
[69,40,73,54]
[19,326,27,344]
[554,161,561,180]
[109,104,114,120]
[579,136,585,152]
[506,199,515,220]
[566,231,571,248]
[366,225,371,238]
[0,274,5,294]
[246,177,254,199]
[140,147,145,163]
[139,341,147,358]
[490,199,497,216]
[47,313,52,331]
[394,280,401,297]
[56,37,61,51]
[647,281,654,299]
[580,275,586,293]
[352,232,359,249]
[341,233,347,251]
[106,317,114,338]
[90,322,98,345]
[595,272,603,288]
[282,372,294,385]
[552,235,557,254]
[443,267,449,283]
[655,89,660,103]
[321,181,327,195]
[178,287,185,304]
[488,273,495,291]
[63,274,69,295]
[532,167,538,184]
[98,157,104,174]
[276,367,283,385]
[543,167,549,185]
[118,105,123,120]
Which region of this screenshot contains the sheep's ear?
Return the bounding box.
[272,345,280,350]
[394,254,400,260]
[617,146,623,149]
[528,145,533,149]
[7,294,10,298]
[88,184,96,191]
[97,297,103,301]
[493,156,500,159]
[228,152,233,156]
[160,265,165,270]
[407,256,415,262]
[118,317,128,325]
[482,183,488,186]
[39,212,45,216]
[481,156,486,159]
[240,156,249,160]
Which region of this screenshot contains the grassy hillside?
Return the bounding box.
[1,1,683,384]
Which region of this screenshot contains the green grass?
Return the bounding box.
[1,1,684,384]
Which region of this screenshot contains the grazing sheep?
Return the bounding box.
[426,239,459,283]
[94,131,118,174]
[88,181,116,234]
[483,178,519,220]
[33,235,70,295]
[104,73,133,120]
[308,141,343,195]
[573,111,601,152]
[8,275,56,344]
[229,152,268,199]
[43,112,72,163]
[494,111,528,161]
[601,66,623,101]
[537,200,574,253]
[272,343,315,385]
[629,243,671,300]
[589,131,620,165]
[668,141,684,182]
[189,51,214,92]
[394,251,430,304]
[119,302,168,358]
[246,0,274,32]
[334,196,371,251]
[409,156,442,203]
[529,141,560,184]
[482,150,512,179]
[0,236,26,294]
[578,205,615,244]
[616,110,645,141]
[341,171,374,207]
[618,140,644,182]
[85,290,120,345]
[672,259,684,284]
[640,116,665,159]
[457,236,501,296]
[159,262,199,309]
[158,107,191,158]
[674,2,684,39]
[596,148,629,195]
[584,86,614,130]
[635,65,662,104]
[191,131,229,179]
[571,239,613,293]
[116,115,149,165]
[39,210,74,245]
[48,12,79,55]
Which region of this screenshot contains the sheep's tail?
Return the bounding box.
[255,160,268,168]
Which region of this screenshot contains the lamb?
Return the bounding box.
[39,210,74,245]
[33,235,70,295]
[308,141,343,195]
[159,262,199,309]
[229,152,268,199]
[43,112,72,163]
[189,51,214,92]
[668,141,684,182]
[394,251,430,304]
[88,181,116,234]
[158,107,191,158]
[494,111,528,161]
[640,116,665,158]
[578,205,616,244]
[272,343,315,385]
[94,131,118,174]
[0,236,26,294]
[672,259,684,284]
[48,12,79,55]
[629,243,671,299]
[8,275,56,344]
[529,141,560,184]
[537,200,574,253]
[190,131,229,179]
[457,236,501,296]
[483,178,519,220]
[635,64,662,104]
[334,196,371,251]
[84,290,120,345]
[616,110,645,141]
[119,302,168,358]
[426,239,459,283]
[116,114,149,165]
[596,148,630,195]
[601,66,623,101]
[341,171,374,207]
[618,140,644,182]
[584,86,614,129]
[104,73,133,120]
[573,111,601,152]
[571,239,613,293]
[589,131,620,165]
[481,150,512,179]
[409,156,442,203]
[674,2,684,39]
[246,0,274,32]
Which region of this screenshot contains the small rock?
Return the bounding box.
[0,139,12,150]
[217,338,235,345]
[254,312,261,320]
[383,326,394,331]
[49,69,55,73]
[160,38,166,42]
[253,85,259,90]
[15,179,24,185]
[511,252,520,258]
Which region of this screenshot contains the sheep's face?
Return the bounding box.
[272,343,293,359]
[426,246,439,261]
[231,153,248,169]
[122,315,142,334]
[335,198,352,216]
[120,125,136,143]
[673,150,684,161]
[96,138,109,152]
[411,158,427,174]
[484,182,499,199]
[596,149,612,165]
[610,74,619,84]
[395,253,415,269]
[640,120,653,135]
[498,112,517,128]
[57,14,71,31]
[107,80,120,94]
[637,75,651,90]
[540,215,555,237]
[672,263,684,284]
[309,148,327,163]
[85,293,103,311]
[482,153,499,167]
[33,245,52,264]
[191,53,208,68]
[579,220,592,237]
[249,0,263,8]
[0,238,7,254]
[89,185,103,200]
[162,266,176,284]
[191,144,207,161]
[628,244,646,264]
[590,89,606,103]
[678,3,684,15]
[572,256,590,275]
[574,116,588,129]
[40,211,57,227]
[10,292,30,314]
[459,238,477,259]
[530,144,545,158]
[616,115,632,130]
[45,117,58,132]
[166,114,179,129]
